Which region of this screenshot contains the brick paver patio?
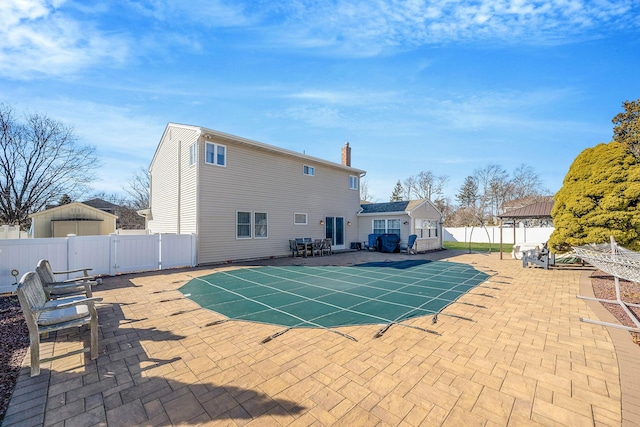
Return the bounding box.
[3,250,640,426]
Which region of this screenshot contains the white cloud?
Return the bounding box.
[126,0,252,27]
[254,0,638,55]
[0,0,129,79]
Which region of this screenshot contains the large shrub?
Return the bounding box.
[549,142,640,252]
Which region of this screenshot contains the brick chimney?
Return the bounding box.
[341,142,351,167]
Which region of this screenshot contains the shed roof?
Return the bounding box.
[499,201,554,219]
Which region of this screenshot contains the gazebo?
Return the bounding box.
[497,201,554,260]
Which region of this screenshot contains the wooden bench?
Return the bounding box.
[35,259,100,300]
[16,271,103,376]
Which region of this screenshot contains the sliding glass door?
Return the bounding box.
[325,217,345,250]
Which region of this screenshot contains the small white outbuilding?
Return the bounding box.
[29,202,118,238]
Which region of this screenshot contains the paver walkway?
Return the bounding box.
[3,250,640,426]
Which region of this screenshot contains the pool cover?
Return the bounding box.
[179,260,490,334]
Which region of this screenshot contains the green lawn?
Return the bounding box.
[443,241,513,253]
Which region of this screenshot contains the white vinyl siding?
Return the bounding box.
[196,138,362,263]
[148,126,200,234]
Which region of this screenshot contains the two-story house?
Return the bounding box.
[146,123,366,265]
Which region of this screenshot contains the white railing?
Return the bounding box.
[443,226,554,245]
[0,233,197,293]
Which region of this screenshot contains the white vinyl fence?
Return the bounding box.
[444,226,554,245]
[0,234,196,294]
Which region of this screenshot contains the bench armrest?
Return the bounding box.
[31,297,104,313]
[52,267,93,276]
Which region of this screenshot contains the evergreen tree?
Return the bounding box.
[612,99,640,159]
[549,142,640,252]
[390,181,404,202]
[456,176,478,208]
[58,194,72,205]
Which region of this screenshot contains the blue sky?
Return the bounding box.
[1,0,639,203]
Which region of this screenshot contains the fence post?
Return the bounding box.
[109,234,117,276]
[157,233,162,270]
[191,234,197,267]
[66,235,76,278]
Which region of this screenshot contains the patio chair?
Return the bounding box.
[312,239,324,256]
[36,259,99,299]
[322,238,332,256]
[522,243,555,270]
[400,234,418,255]
[16,271,103,376]
[289,239,305,257]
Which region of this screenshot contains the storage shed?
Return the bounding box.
[29,202,118,238]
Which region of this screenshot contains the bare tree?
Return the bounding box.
[0,104,99,229]
[359,177,374,202]
[403,171,449,201]
[123,167,150,210]
[473,164,509,224]
[511,164,547,199]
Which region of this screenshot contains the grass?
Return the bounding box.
[443,241,513,253]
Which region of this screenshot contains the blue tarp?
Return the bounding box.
[379,234,400,253]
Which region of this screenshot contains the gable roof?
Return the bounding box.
[150,123,366,175]
[499,201,554,219]
[29,202,118,219]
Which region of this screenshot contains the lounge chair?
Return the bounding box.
[400,234,417,254]
[16,271,103,376]
[36,259,99,299]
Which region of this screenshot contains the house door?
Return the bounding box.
[325,217,345,250]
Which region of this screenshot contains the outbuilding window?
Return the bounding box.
[416,219,438,238]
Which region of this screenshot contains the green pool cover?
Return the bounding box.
[179,260,490,332]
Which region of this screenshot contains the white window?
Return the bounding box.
[349,175,358,190]
[206,142,226,166]
[373,219,401,237]
[189,143,197,166]
[237,211,268,239]
[254,212,268,238]
[294,213,308,225]
[416,219,438,238]
[303,165,315,176]
[237,212,251,238]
